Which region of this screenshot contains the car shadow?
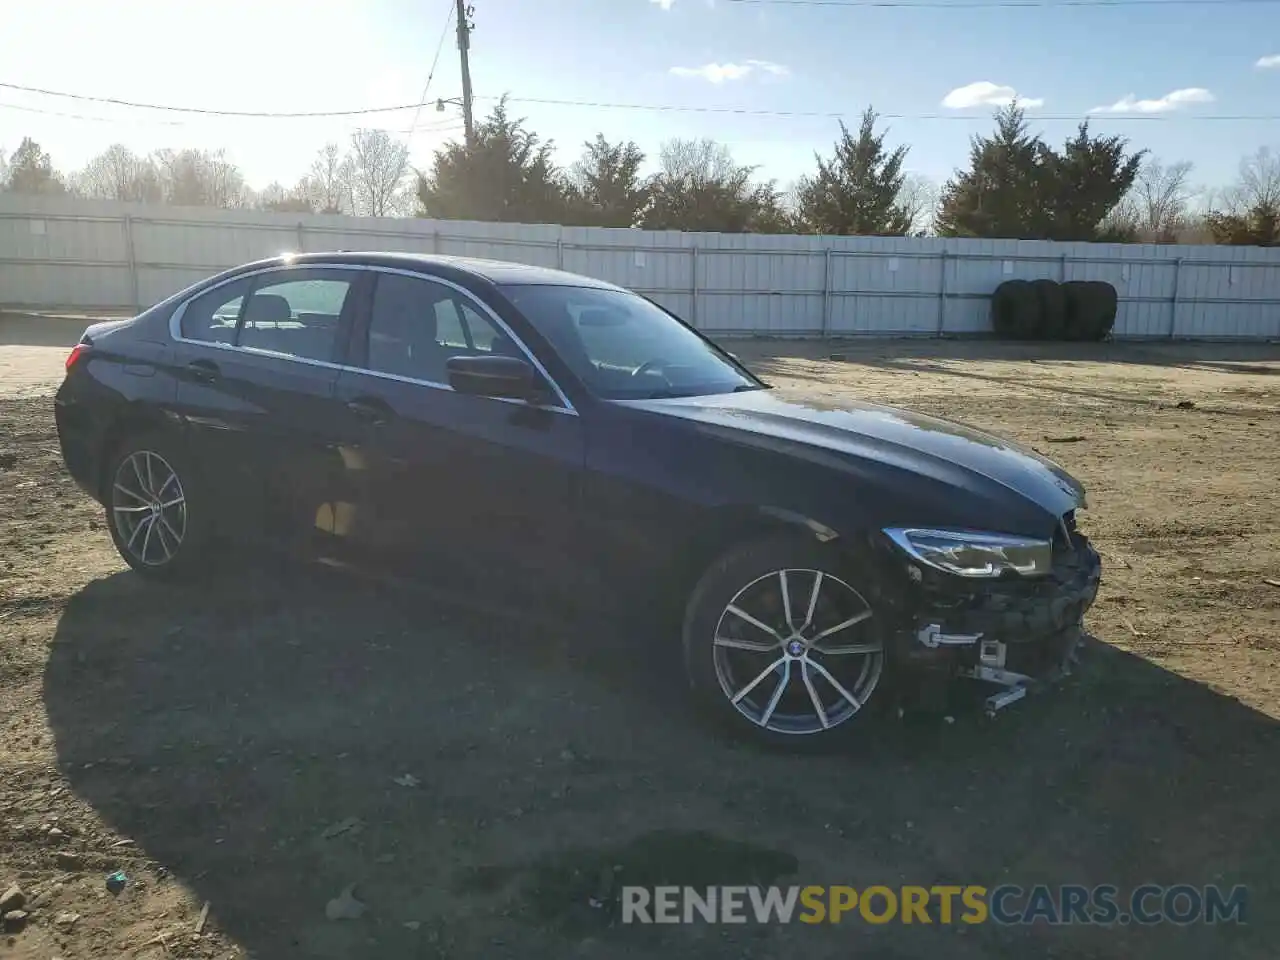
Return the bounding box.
[726,337,1280,372]
[44,563,1280,959]
[739,341,1280,420]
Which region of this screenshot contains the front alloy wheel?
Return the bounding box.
[714,568,883,735]
[684,536,886,743]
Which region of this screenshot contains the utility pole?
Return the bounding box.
[455,0,475,145]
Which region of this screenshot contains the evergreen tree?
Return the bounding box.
[564,135,650,228]
[1043,123,1143,241]
[4,137,66,196]
[417,98,569,223]
[796,108,911,235]
[641,138,788,233]
[937,103,1044,239]
[938,103,1142,241]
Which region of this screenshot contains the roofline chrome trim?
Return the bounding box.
[167,262,578,416]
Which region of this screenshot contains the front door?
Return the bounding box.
[171,267,363,552]
[325,270,587,608]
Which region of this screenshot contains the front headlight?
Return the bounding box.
[884,528,1052,578]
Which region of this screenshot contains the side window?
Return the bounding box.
[433,299,505,353]
[237,275,354,362]
[459,301,502,352]
[434,300,471,349]
[365,273,519,383]
[179,278,252,344]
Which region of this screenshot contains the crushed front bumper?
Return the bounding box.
[881,527,1102,714]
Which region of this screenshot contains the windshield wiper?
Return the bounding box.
[642,383,764,400]
[643,388,701,399]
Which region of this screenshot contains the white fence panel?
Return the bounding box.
[2,194,1280,340]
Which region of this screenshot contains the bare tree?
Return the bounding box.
[656,137,742,186]
[254,180,314,213]
[779,178,805,220]
[153,148,248,208]
[1130,158,1194,241]
[348,129,410,217]
[76,144,163,203]
[309,142,354,213]
[1205,147,1280,246]
[207,150,249,208]
[1232,146,1280,211]
[897,173,939,235]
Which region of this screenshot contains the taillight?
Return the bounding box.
[64,343,90,373]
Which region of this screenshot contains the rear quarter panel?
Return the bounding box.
[54,313,181,501]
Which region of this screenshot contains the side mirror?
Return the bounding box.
[446,354,540,401]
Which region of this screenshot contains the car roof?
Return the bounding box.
[279,251,626,291]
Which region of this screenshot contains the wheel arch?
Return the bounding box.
[95,404,184,501]
[667,504,872,608]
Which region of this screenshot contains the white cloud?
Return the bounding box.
[1088,87,1214,113]
[941,81,1044,109]
[649,0,676,8]
[1257,54,1280,69]
[669,60,790,83]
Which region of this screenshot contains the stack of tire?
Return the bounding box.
[991,279,1117,342]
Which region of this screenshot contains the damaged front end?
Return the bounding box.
[873,511,1102,716]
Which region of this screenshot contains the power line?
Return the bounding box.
[725,0,1280,7]
[0,80,426,118]
[406,0,457,144]
[0,100,187,126]
[2,79,1277,125]
[0,98,465,135]
[484,95,1280,123]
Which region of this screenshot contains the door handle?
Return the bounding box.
[346,396,394,424]
[187,359,220,383]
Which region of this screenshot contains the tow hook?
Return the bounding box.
[959,640,1032,717]
[916,623,984,648]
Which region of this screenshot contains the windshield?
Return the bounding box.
[499,284,762,400]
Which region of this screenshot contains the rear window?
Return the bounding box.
[179,278,252,344]
[177,270,357,364]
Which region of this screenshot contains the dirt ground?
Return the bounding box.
[2,312,1279,959]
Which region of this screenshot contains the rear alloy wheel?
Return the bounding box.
[684,537,886,743]
[106,440,203,577]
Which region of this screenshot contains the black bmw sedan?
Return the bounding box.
[54,252,1101,744]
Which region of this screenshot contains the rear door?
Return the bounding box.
[171,266,364,552]
[324,270,588,607]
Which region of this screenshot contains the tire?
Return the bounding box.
[682,534,888,748]
[103,432,211,579]
[1031,279,1067,341]
[1062,281,1094,341]
[1086,281,1118,340]
[991,280,1036,339]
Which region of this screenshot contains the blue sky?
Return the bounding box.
[2,0,1278,197]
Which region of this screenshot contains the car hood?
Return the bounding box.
[624,388,1086,520]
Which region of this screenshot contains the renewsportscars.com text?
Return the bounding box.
[620,884,1248,926]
